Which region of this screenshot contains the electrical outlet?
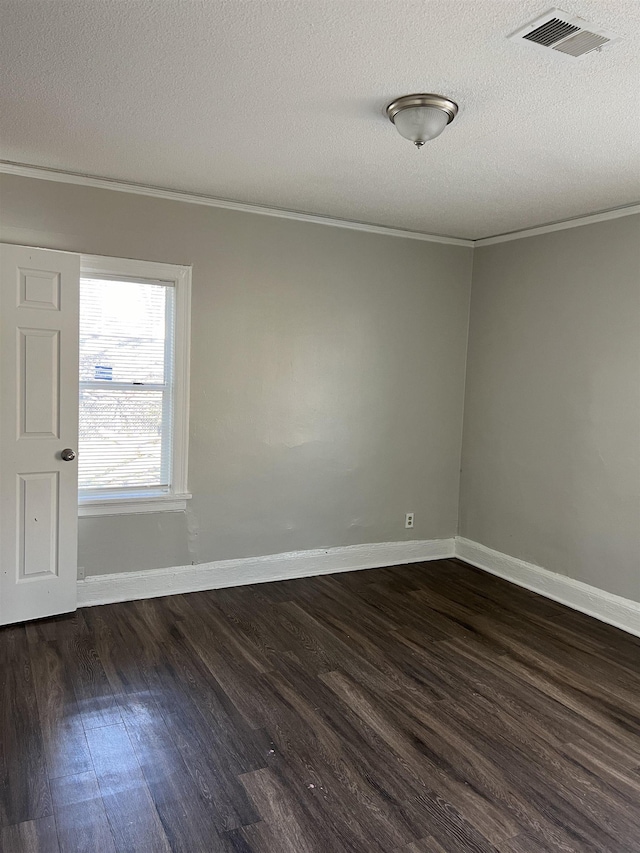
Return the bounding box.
[78,566,85,580]
[405,512,414,529]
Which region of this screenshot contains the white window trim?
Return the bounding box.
[78,255,191,517]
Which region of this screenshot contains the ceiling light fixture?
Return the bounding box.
[386,93,458,149]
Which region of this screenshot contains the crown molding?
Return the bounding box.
[0,161,474,247]
[1,160,637,247]
[474,203,640,246]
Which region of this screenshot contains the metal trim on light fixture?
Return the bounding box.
[386,93,459,148]
[386,93,458,124]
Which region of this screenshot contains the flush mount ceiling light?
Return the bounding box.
[386,93,458,149]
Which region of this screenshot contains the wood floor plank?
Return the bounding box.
[52,611,122,730]
[116,598,264,829]
[355,580,474,645]
[2,559,639,852]
[413,582,640,710]
[143,594,272,772]
[200,586,306,676]
[397,839,449,853]
[84,723,171,853]
[125,714,230,852]
[240,767,332,853]
[562,737,640,797]
[0,626,51,826]
[227,821,281,853]
[49,771,116,853]
[442,559,640,675]
[257,664,415,850]
[169,600,283,732]
[81,603,162,724]
[24,622,92,781]
[275,599,398,692]
[487,638,640,759]
[266,653,439,843]
[0,815,59,853]
[432,692,638,852]
[496,832,590,853]
[399,692,621,852]
[321,669,519,845]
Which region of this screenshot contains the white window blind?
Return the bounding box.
[78,276,176,498]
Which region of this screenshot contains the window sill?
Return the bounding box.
[78,494,192,517]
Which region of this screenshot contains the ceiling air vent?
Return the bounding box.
[509,9,621,58]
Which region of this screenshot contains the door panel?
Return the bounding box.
[19,472,59,578]
[19,327,60,438]
[19,268,61,310]
[1,244,79,625]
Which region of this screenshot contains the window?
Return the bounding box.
[78,256,191,516]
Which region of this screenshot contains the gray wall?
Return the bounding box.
[0,174,473,575]
[3,174,637,603]
[459,215,640,601]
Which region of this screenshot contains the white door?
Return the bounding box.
[0,244,80,624]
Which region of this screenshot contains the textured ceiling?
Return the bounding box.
[1,0,639,239]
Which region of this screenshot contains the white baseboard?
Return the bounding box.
[77,538,455,607]
[76,534,640,639]
[455,537,640,638]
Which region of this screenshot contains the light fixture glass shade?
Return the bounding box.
[392,106,450,146]
[386,94,458,148]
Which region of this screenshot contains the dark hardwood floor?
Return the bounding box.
[1,558,639,853]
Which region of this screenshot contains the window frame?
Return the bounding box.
[78,255,191,517]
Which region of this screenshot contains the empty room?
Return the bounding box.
[0,1,639,851]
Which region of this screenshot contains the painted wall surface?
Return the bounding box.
[460,215,640,601]
[0,174,473,575]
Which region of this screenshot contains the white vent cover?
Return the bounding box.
[509,8,621,58]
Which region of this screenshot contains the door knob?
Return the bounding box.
[61,448,76,462]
